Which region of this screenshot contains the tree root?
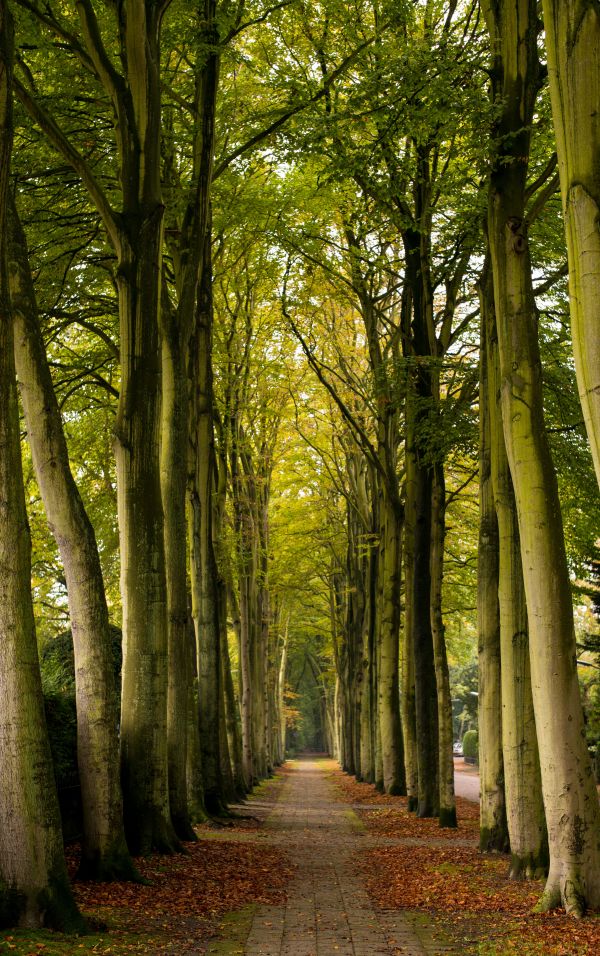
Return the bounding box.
[534,874,586,918]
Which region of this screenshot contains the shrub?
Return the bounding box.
[462,729,479,762]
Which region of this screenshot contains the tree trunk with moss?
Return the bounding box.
[401,504,419,813]
[485,257,547,879]
[360,485,378,783]
[15,0,179,855]
[430,465,456,827]
[477,259,509,855]
[483,0,600,914]
[542,0,600,487]
[215,434,247,797]
[161,0,220,835]
[377,479,406,795]
[185,613,206,823]
[404,225,439,819]
[160,289,196,841]
[188,231,224,815]
[276,622,289,764]
[0,9,84,926]
[8,197,136,878]
[406,414,439,818]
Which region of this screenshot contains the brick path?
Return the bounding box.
[238,757,456,956]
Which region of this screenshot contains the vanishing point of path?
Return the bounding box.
[219,757,458,956]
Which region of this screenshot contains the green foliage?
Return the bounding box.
[40,626,122,698]
[39,627,122,837]
[43,689,78,793]
[462,729,479,761]
[8,0,600,817]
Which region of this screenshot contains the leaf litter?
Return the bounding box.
[332,766,600,955]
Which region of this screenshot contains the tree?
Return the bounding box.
[482,0,600,914]
[0,1,83,927]
[14,0,180,854]
[542,0,600,489]
[8,195,135,880]
[477,256,508,854]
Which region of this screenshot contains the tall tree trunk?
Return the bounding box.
[377,482,406,795]
[485,257,547,878]
[216,455,247,796]
[162,0,220,832]
[401,506,419,812]
[359,566,375,782]
[410,449,439,817]
[430,465,456,827]
[542,0,600,487]
[0,9,83,926]
[276,622,289,764]
[477,259,509,854]
[222,626,247,795]
[161,297,196,841]
[116,210,177,852]
[186,613,206,822]
[259,489,273,774]
[231,426,255,785]
[238,570,255,784]
[483,0,600,914]
[8,198,136,877]
[359,465,378,783]
[188,226,224,815]
[218,634,236,804]
[87,0,178,855]
[404,216,439,819]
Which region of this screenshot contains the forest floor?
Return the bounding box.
[2,758,600,955]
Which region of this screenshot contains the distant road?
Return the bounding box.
[453,758,480,803]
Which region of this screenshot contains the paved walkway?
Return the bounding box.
[453,759,480,803]
[240,757,456,956]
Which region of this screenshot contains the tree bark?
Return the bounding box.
[161,0,221,832]
[377,482,406,795]
[477,258,509,854]
[430,465,456,827]
[542,0,600,487]
[161,289,196,841]
[0,7,83,926]
[401,504,419,812]
[485,257,547,879]
[404,211,439,819]
[483,0,600,914]
[408,441,439,817]
[188,226,224,814]
[16,0,180,855]
[276,622,289,764]
[8,197,137,877]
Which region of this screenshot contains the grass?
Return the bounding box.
[206,905,257,956]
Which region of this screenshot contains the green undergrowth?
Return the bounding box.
[427,910,600,955]
[0,924,145,955]
[342,808,365,831]
[246,766,287,803]
[476,939,587,955]
[206,904,256,955]
[0,905,206,954]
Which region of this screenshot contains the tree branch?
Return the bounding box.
[13,76,121,252]
[213,29,385,180]
[281,292,385,484]
[74,0,126,113]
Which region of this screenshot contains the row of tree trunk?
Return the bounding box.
[329,0,600,917]
[0,0,288,928]
[477,0,600,917]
